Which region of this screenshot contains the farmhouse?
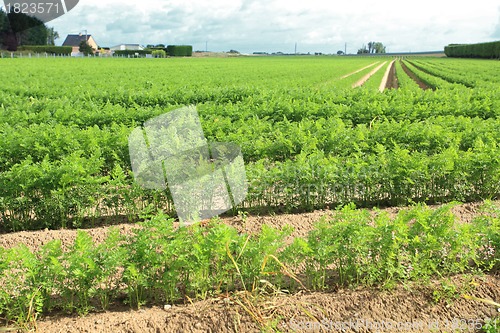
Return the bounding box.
[62,34,99,56]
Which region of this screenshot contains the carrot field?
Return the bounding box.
[0,56,499,331]
[1,56,500,230]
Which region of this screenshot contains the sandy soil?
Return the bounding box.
[340,62,379,80]
[379,60,396,92]
[352,61,388,88]
[1,201,499,332]
[383,60,399,91]
[399,60,431,90]
[0,201,486,251]
[33,274,500,333]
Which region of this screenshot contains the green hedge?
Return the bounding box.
[445,41,500,59]
[152,49,167,58]
[113,50,152,58]
[17,46,72,55]
[166,45,193,57]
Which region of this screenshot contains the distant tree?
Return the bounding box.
[8,12,47,44]
[0,10,55,50]
[357,44,369,54]
[337,50,344,55]
[47,27,59,45]
[358,42,386,55]
[367,41,373,54]
[228,49,240,54]
[0,9,6,31]
[0,10,18,51]
[0,9,7,48]
[155,44,165,48]
[79,40,93,55]
[374,42,386,54]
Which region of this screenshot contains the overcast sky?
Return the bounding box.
[50,0,500,54]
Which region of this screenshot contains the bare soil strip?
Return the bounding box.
[352,61,388,88]
[34,274,499,333]
[0,201,489,252]
[378,60,396,92]
[399,60,431,90]
[340,62,379,79]
[386,60,399,90]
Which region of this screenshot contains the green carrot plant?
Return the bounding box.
[0,203,499,328]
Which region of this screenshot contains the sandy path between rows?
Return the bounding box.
[379,60,396,92]
[340,62,379,79]
[352,61,388,88]
[0,201,486,251]
[400,60,431,90]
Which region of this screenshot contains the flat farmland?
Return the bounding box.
[2,56,500,230]
[0,56,499,332]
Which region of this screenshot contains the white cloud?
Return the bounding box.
[492,7,500,38]
[52,0,500,53]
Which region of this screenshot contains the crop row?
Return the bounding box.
[1,57,500,230]
[1,203,498,327]
[3,111,500,230]
[5,113,500,170]
[247,142,500,210]
[400,60,462,90]
[2,86,499,128]
[413,58,500,85]
[402,58,500,90]
[393,60,420,90]
[406,59,477,88]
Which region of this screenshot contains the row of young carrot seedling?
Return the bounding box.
[0,203,498,327]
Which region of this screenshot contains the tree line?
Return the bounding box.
[0,8,59,51]
[358,41,386,54]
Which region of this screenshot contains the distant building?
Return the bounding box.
[110,44,145,51]
[62,34,98,56]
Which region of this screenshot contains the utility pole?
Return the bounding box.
[295,42,297,55]
[345,43,347,55]
[206,41,208,52]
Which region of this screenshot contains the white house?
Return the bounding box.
[110,44,145,51]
